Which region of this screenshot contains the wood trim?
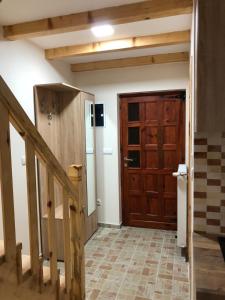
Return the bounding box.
[0,76,77,200]
[3,0,193,40]
[71,52,189,72]
[0,101,17,262]
[46,30,190,60]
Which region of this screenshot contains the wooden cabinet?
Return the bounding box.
[196,0,225,132]
[34,83,98,260]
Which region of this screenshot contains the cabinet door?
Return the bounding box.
[83,93,98,241]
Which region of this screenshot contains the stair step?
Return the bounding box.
[0,240,66,294]
[43,265,51,286]
[21,254,32,281]
[0,240,4,255]
[0,240,32,281]
[0,240,5,265]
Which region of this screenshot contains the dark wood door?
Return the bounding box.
[120,92,185,230]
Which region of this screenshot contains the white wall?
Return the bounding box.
[0,35,75,254]
[73,62,189,226]
[0,35,189,252]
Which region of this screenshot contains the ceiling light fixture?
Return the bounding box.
[91,24,114,38]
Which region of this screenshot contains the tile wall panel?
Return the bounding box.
[194,132,225,235]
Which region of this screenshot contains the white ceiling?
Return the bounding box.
[0,0,144,25]
[64,44,190,64]
[0,0,192,65]
[30,14,192,49]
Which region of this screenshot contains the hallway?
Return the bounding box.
[85,227,190,300]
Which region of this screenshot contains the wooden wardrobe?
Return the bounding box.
[34,83,98,260]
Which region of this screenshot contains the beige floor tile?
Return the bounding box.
[78,226,189,300]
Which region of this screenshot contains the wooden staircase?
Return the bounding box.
[0,76,85,300]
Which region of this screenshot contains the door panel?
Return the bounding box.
[120,92,185,230]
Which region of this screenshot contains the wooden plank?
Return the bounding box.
[62,189,71,295]
[0,76,77,200]
[46,30,190,60]
[68,165,85,300]
[25,138,40,278]
[196,0,225,131]
[71,52,189,72]
[0,101,17,262]
[46,170,58,284]
[3,0,193,40]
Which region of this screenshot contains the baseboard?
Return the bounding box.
[98,222,122,229]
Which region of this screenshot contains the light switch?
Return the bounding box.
[103,148,113,155]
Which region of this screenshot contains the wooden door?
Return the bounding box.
[120,92,185,230]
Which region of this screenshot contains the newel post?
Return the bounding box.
[68,165,85,300]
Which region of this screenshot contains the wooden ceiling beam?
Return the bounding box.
[70,52,189,72]
[3,0,193,40]
[45,30,190,60]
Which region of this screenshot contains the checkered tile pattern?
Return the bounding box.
[194,132,225,235]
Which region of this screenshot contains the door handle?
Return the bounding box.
[172,172,187,177]
[124,157,134,162]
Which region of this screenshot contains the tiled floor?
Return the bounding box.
[84,226,190,300]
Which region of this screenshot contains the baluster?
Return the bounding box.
[0,101,17,263]
[62,188,72,295]
[16,243,23,284]
[68,165,85,300]
[25,138,40,278]
[46,169,58,284]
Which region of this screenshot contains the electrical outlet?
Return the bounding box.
[97,199,102,206]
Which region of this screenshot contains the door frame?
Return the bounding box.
[118,89,187,227]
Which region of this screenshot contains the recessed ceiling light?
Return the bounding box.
[91,24,114,38]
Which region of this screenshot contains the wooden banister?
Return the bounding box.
[16,243,23,284]
[46,170,58,284]
[0,77,85,299]
[0,76,77,200]
[25,138,40,278]
[62,189,71,295]
[68,165,85,300]
[0,101,17,262]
